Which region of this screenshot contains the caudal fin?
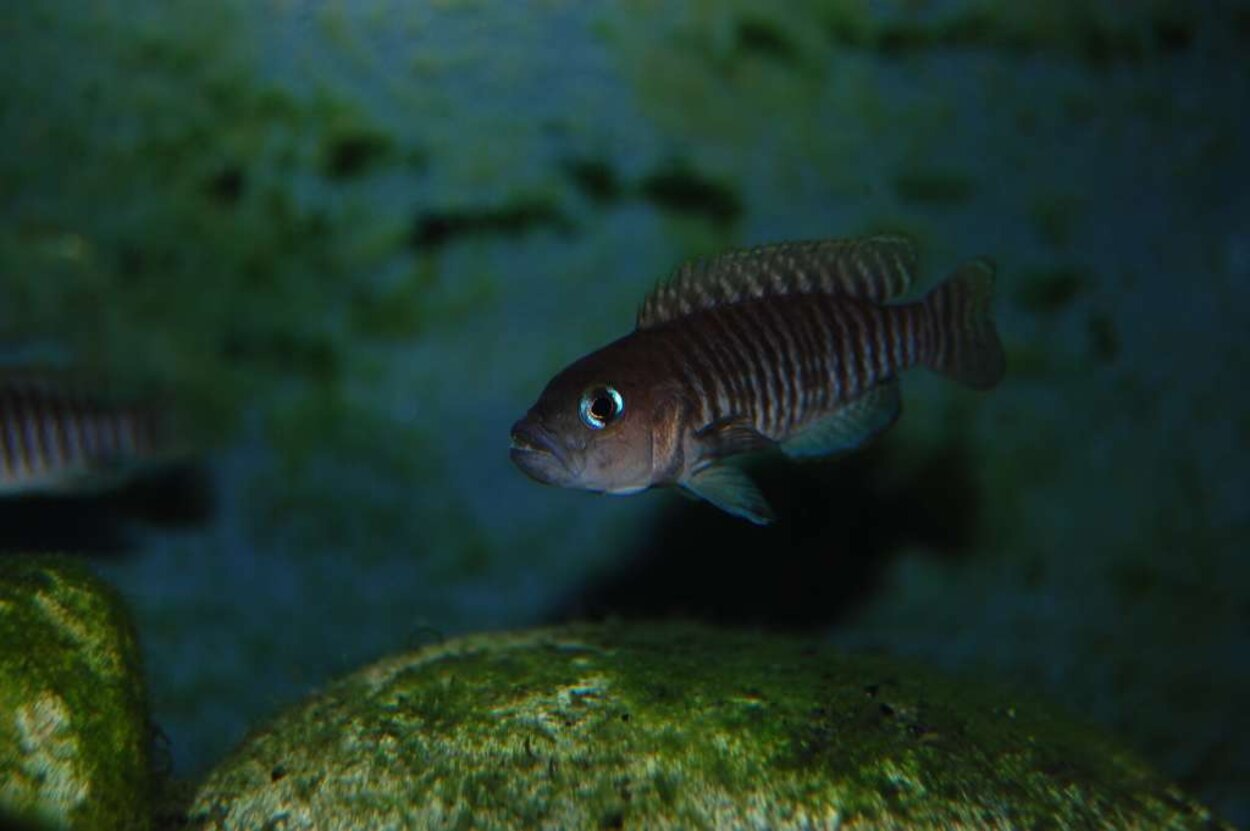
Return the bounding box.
[921,258,1005,389]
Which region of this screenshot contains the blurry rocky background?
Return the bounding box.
[2,0,1246,824]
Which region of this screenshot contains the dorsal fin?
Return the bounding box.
[637,235,917,330]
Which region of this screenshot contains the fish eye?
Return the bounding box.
[579,385,624,430]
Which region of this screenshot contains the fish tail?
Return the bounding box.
[920,258,1005,389]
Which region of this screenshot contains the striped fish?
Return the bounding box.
[510,235,1005,524]
[0,372,170,496]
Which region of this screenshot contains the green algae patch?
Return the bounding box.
[0,556,151,831]
[186,622,1226,830]
[892,168,976,205]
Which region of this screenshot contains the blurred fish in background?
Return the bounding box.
[0,365,211,552]
[0,370,167,495]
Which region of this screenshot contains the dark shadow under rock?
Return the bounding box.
[550,440,979,630]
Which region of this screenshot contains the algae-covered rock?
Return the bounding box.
[188,622,1226,830]
[0,556,151,831]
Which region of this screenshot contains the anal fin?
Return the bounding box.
[781,381,901,459]
[681,464,775,525]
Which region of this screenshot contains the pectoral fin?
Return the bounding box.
[781,381,901,459]
[694,416,775,458]
[681,464,775,525]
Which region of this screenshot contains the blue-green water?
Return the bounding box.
[2,1,1247,824]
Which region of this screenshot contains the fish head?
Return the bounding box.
[510,343,676,495]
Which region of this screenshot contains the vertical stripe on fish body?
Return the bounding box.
[659,294,921,436]
[510,235,1004,525]
[640,237,1000,436]
[0,374,167,495]
[653,264,1000,448]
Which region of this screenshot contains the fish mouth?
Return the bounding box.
[509,419,559,456]
[509,419,575,485]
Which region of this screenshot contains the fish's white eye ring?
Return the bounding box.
[579,385,624,430]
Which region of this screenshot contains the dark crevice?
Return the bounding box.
[638,164,741,227]
[1087,311,1120,363]
[825,10,1196,68]
[562,157,622,204]
[734,17,800,65]
[1015,267,1091,315]
[409,198,571,251]
[204,165,246,205]
[321,131,393,180]
[892,170,975,205]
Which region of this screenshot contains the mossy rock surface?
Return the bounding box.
[187,622,1226,830]
[0,556,151,831]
